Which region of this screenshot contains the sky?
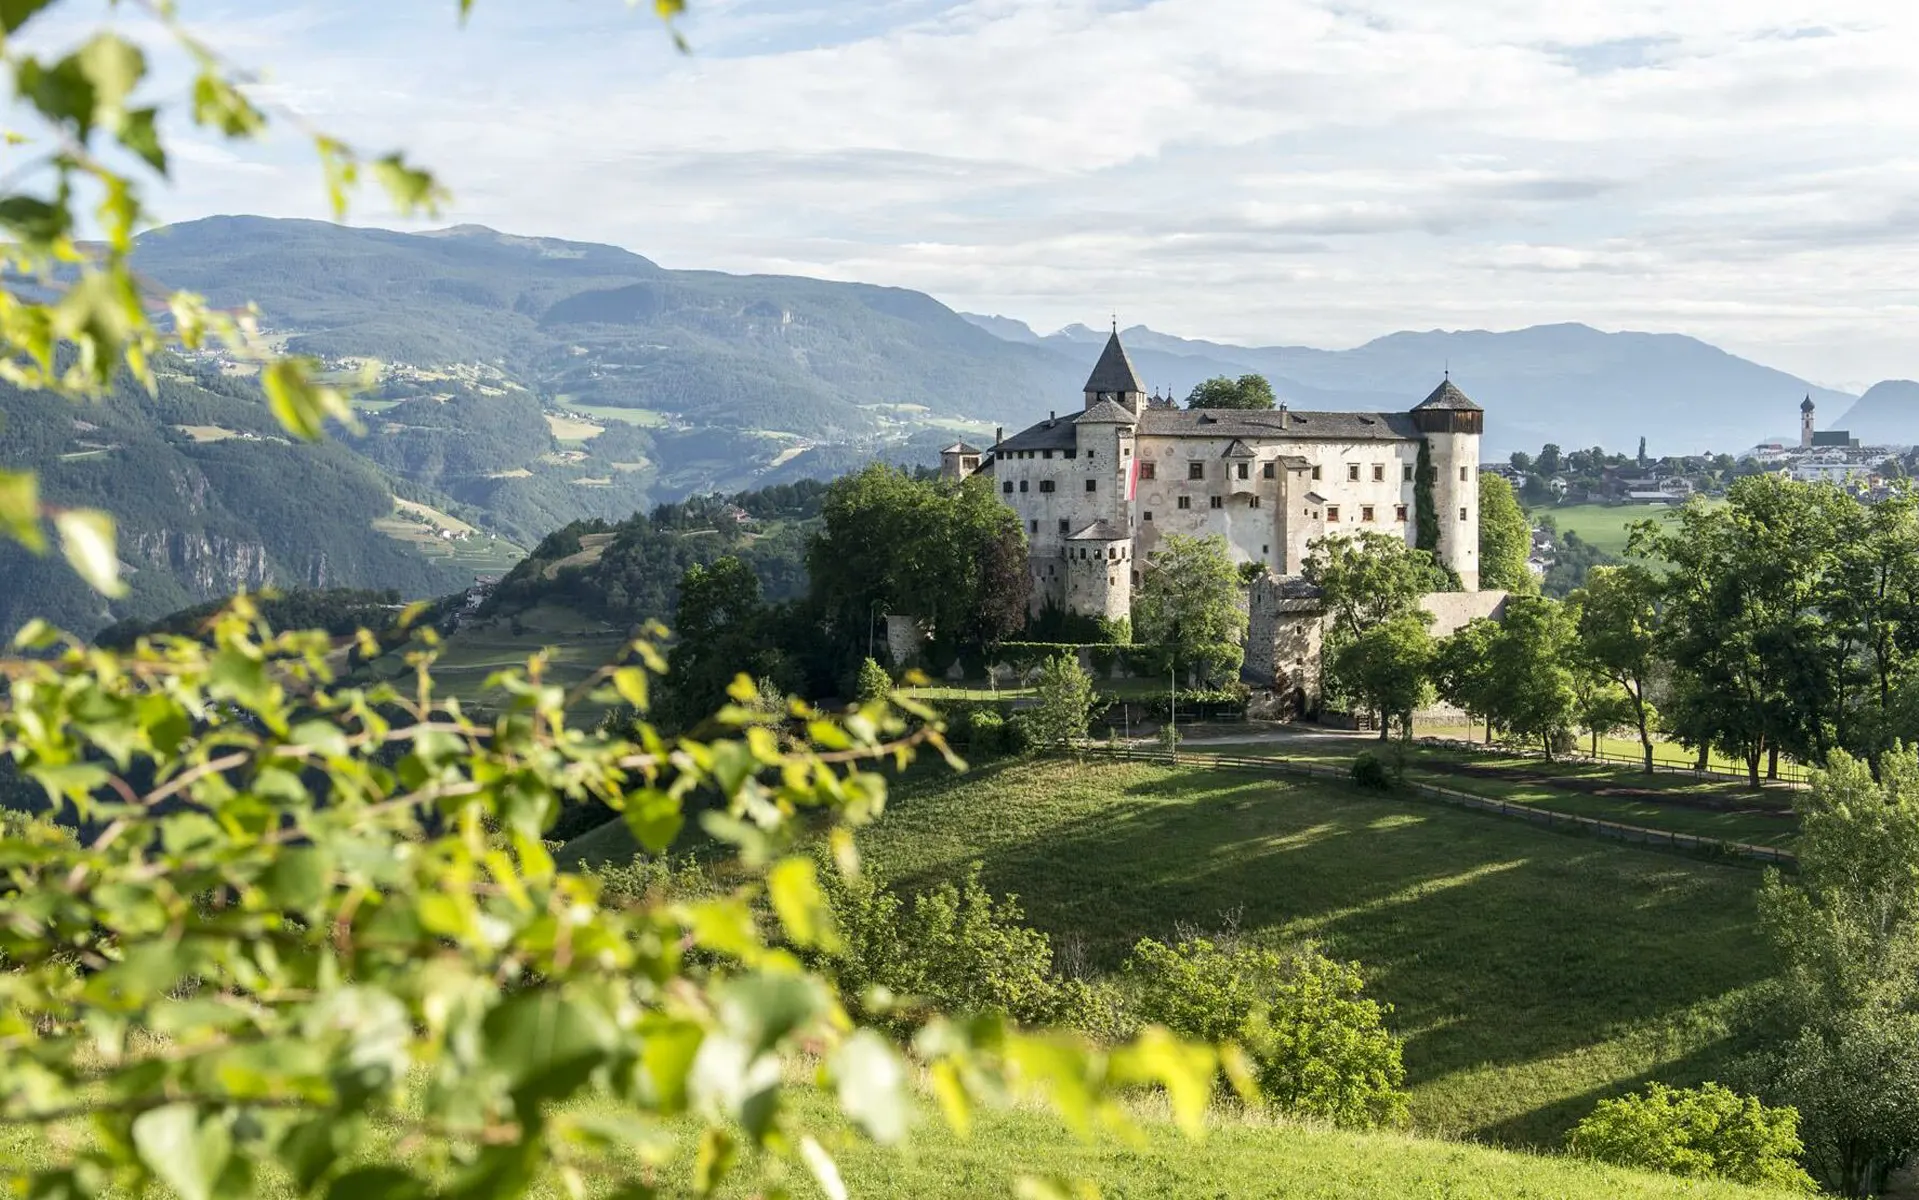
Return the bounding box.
[17,0,1919,389]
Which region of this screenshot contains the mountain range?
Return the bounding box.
[2,214,1905,633]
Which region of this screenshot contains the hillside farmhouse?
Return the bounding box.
[939,328,1502,708]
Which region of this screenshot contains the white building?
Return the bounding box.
[953,329,1485,624]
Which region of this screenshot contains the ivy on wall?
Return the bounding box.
[1415,439,1441,553]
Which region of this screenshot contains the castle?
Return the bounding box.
[942,328,1485,624]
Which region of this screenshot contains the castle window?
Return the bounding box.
[1143,511,1153,521]
[1065,449,1077,459]
[1108,548,1117,560]
[1362,505,1375,522]
[1262,462,1275,479]
[1043,450,1053,459]
[1327,505,1341,522]
[1460,466,1470,482]
[1459,507,1469,521]
[1039,480,1055,493]
[1029,520,1038,533]
[1395,504,1408,521]
[1249,496,1261,509]
[1003,481,1013,494]
[1086,479,1097,492]
[1177,496,1192,510]
[1140,461,1157,480]
[1237,462,1249,480]
[1262,545,1269,556]
[1059,519,1070,533]
[1311,465,1322,481]
[1404,464,1414,482]
[1019,480,1028,493]
[1122,446,1131,456]
[963,457,978,471]
[1132,570,1140,586]
[1347,464,1360,481]
[1372,464,1384,482]
[1188,462,1205,480]
[1210,496,1223,509]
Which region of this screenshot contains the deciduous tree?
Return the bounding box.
[1133,533,1248,685]
[1331,614,1436,741]
[1573,565,1665,771]
[1184,374,1276,411]
[1025,652,1099,748]
[1476,473,1535,593]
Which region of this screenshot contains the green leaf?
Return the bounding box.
[0,468,44,551]
[717,973,826,1055]
[693,1127,737,1197]
[831,1030,908,1144]
[261,358,349,441]
[53,508,125,596]
[370,154,445,216]
[766,857,838,952]
[624,788,683,854]
[612,665,650,711]
[75,34,145,112]
[117,106,167,173]
[191,69,265,137]
[636,1018,703,1113]
[482,992,619,1105]
[0,0,56,34]
[0,195,69,244]
[289,719,350,759]
[131,1104,232,1200]
[259,845,333,913]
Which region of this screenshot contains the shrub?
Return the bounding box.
[815,861,1103,1035]
[855,655,891,703]
[1025,652,1098,748]
[1351,750,1392,791]
[1568,1083,1816,1192]
[968,709,1007,755]
[1124,937,1408,1128]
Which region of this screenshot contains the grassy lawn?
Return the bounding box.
[902,678,1171,703]
[0,1081,1802,1199]
[386,604,628,711]
[561,403,671,427]
[1412,718,1807,781]
[565,758,1777,1150]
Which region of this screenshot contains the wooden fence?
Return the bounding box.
[1414,736,1812,788]
[1084,745,1799,868]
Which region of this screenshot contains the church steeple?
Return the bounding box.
[1083,326,1145,412]
[1801,395,1816,448]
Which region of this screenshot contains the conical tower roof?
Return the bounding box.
[1084,328,1146,395]
[1414,377,1482,412]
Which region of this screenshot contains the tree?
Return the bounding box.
[1636,436,1649,468]
[1133,533,1248,685]
[1476,473,1535,593]
[1025,652,1099,748]
[664,556,795,726]
[1574,565,1665,772]
[1536,443,1563,476]
[856,656,892,703]
[1568,1084,1815,1192]
[1509,451,1533,473]
[1751,751,1919,1194]
[1434,617,1502,743]
[1414,440,1441,554]
[1184,374,1276,411]
[1485,595,1580,758]
[1303,531,1448,641]
[1332,614,1436,740]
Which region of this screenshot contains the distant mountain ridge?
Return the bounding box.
[963,314,1861,455]
[1834,381,1919,445]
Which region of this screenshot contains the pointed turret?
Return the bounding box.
[1083,327,1145,412]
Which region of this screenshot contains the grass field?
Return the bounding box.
[1544,499,1726,558]
[1412,718,1809,781]
[564,757,1777,1150]
[0,1077,1802,1199]
[560,403,671,428]
[419,602,629,710]
[371,500,526,573]
[545,413,606,443]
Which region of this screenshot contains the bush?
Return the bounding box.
[855,656,891,703]
[1124,937,1408,1128]
[968,709,1007,755]
[1351,750,1392,791]
[1568,1083,1816,1192]
[815,861,1106,1036]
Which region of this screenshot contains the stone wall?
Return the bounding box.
[1418,588,1510,637]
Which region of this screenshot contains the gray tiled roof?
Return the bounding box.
[1078,399,1137,424]
[1136,407,1422,441]
[992,417,1079,454]
[1222,438,1257,458]
[1801,395,1816,413]
[1414,379,1482,412]
[1066,520,1129,541]
[941,441,982,455]
[1083,330,1146,395]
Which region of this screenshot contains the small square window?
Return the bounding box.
[1362,505,1375,522]
[1087,450,1095,460]
[1086,479,1097,492]
[1372,464,1384,482]
[1237,462,1249,480]
[1188,462,1205,480]
[1261,544,1269,555]
[1177,496,1192,510]
[1249,496,1262,509]
[1029,519,1038,533]
[1043,450,1053,460]
[1347,464,1360,481]
[1460,466,1469,482]
[1327,505,1341,522]
[1311,465,1322,481]
[1002,481,1013,494]
[1059,519,1069,533]
[1143,511,1154,522]
[1039,479,1054,493]
[1065,449,1077,460]
[1395,504,1408,521]
[1210,496,1224,509]
[1019,480,1028,493]
[1460,506,1469,521]
[1140,461,1157,480]
[1262,462,1275,479]
[1403,464,1414,482]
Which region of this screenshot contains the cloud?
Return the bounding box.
[14,0,1919,382]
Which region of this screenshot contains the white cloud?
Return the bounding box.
[14,0,1919,382]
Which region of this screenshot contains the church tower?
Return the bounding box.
[1801,395,1816,448]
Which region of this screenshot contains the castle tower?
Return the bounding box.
[1800,395,1816,449]
[1083,325,1146,414]
[1411,376,1484,591]
[1063,521,1132,623]
[939,441,982,482]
